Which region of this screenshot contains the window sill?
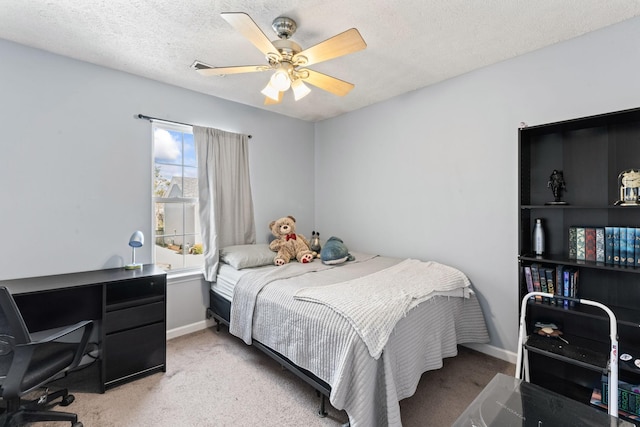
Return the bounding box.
[166,269,204,284]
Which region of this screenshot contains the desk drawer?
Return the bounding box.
[106,275,165,306]
[105,301,164,334]
[105,322,165,384]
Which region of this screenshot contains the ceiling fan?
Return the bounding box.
[191,12,367,104]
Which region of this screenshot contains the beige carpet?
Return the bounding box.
[33,327,513,426]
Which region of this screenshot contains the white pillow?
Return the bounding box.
[220,244,275,269]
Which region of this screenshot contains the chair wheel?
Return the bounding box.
[72,423,83,427]
[60,394,75,406]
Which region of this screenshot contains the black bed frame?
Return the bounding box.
[206,289,332,418]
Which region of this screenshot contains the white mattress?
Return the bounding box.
[212,263,274,301]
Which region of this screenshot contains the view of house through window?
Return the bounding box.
[152,122,203,272]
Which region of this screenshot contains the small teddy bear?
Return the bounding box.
[269,216,316,266]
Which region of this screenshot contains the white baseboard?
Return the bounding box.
[462,342,517,364]
[166,319,215,340]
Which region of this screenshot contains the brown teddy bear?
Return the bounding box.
[269,216,316,265]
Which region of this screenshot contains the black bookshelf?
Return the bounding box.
[518,107,640,423]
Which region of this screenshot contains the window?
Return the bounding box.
[152,122,203,272]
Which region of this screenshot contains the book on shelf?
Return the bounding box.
[562,267,579,308]
[568,226,577,260]
[620,227,628,265]
[600,226,640,266]
[636,227,640,267]
[605,226,614,264]
[576,227,586,261]
[525,264,580,307]
[627,227,636,267]
[613,226,621,265]
[585,227,596,261]
[539,268,549,303]
[562,268,570,309]
[569,268,579,307]
[555,265,564,299]
[596,227,605,263]
[530,263,542,302]
[590,387,640,420]
[570,224,640,267]
[523,266,534,294]
[544,268,556,305]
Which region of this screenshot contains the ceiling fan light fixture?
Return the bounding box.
[291,79,311,101]
[200,13,367,106]
[270,67,291,91]
[261,82,281,101]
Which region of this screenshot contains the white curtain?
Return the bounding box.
[194,126,256,281]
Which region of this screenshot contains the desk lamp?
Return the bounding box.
[125,231,144,270]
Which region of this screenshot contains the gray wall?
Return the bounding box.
[0,39,315,331]
[2,15,640,357]
[314,17,640,357]
[0,38,315,280]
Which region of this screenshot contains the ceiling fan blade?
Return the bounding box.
[302,69,354,96]
[221,12,281,60]
[294,28,366,67]
[264,92,283,105]
[195,65,269,76]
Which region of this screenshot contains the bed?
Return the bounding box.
[206,244,490,427]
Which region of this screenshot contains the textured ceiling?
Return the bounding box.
[2,1,640,122]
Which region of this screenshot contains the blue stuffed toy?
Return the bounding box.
[320,236,355,265]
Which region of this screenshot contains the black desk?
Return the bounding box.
[0,264,167,392]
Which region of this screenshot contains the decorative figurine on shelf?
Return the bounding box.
[546,169,568,205]
[615,169,640,206]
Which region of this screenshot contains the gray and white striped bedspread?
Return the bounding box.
[228,253,489,427]
[294,259,472,359]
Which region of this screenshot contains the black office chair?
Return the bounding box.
[0,286,93,427]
